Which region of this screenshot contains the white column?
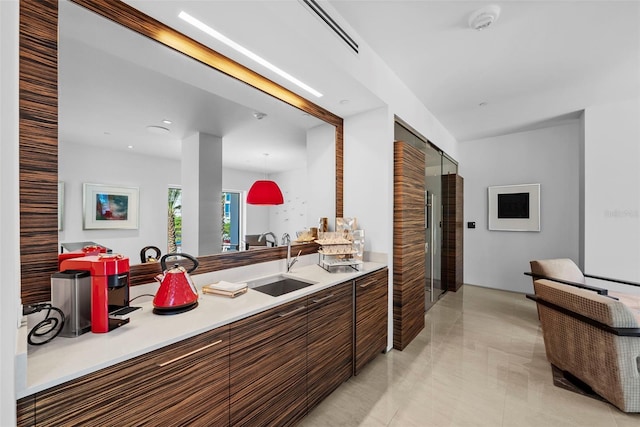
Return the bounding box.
[0,1,20,424]
[181,132,223,256]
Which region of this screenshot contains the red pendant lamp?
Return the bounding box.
[247,180,284,205]
[247,153,284,205]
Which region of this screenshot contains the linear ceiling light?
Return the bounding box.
[179,11,323,98]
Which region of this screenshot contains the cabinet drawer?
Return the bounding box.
[355,268,388,375]
[307,281,353,411]
[230,298,307,426]
[34,326,230,427]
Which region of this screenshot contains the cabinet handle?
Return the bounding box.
[359,281,373,288]
[277,305,306,317]
[311,293,334,304]
[158,339,223,367]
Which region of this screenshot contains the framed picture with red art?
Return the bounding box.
[83,183,139,230]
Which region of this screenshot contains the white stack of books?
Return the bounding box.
[202,281,248,298]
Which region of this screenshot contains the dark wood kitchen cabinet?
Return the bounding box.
[229,298,308,426]
[16,395,34,427]
[20,326,230,427]
[17,270,388,425]
[354,268,388,375]
[307,280,353,412]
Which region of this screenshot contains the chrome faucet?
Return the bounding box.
[281,233,300,272]
[258,231,277,247]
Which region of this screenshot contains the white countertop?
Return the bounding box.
[18,261,386,399]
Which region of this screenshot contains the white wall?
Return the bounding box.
[344,107,393,256]
[459,122,581,294]
[0,1,19,424]
[270,168,309,241]
[583,98,640,283]
[59,141,180,262]
[306,123,336,228]
[59,138,317,259]
[343,106,394,349]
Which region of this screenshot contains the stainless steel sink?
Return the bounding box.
[249,275,317,297]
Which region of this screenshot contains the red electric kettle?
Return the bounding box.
[153,253,199,315]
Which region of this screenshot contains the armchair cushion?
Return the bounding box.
[530,258,586,284]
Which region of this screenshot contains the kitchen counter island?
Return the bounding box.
[17,261,387,399]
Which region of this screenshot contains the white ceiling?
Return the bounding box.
[329,0,640,141]
[59,0,325,173]
[67,0,640,158]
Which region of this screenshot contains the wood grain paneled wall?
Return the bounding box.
[18,0,343,302]
[19,0,59,304]
[393,141,426,350]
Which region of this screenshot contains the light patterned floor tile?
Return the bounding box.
[301,285,635,427]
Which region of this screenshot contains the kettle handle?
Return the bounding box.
[160,252,199,273]
[140,246,161,264]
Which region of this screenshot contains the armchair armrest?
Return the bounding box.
[583,273,640,288]
[526,294,640,337]
[524,272,611,296]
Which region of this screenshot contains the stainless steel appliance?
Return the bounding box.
[51,270,92,337]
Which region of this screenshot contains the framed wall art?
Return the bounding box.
[83,183,139,230]
[488,183,540,231]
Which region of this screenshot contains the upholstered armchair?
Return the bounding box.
[528,278,640,412]
[526,259,640,412]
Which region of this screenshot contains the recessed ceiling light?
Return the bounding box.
[162,119,172,125]
[179,11,323,98]
[127,145,134,149]
[146,125,170,135]
[253,112,267,120]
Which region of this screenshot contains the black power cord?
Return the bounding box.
[129,294,155,303]
[24,303,65,346]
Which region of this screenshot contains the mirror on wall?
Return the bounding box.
[57,0,336,264]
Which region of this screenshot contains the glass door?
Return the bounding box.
[222,191,241,252]
[424,144,445,310]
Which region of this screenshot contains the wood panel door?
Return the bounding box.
[307,280,353,411]
[229,298,307,426]
[393,141,426,350]
[442,174,464,292]
[354,268,388,375]
[33,326,230,426]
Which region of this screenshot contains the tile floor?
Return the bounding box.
[300,285,640,426]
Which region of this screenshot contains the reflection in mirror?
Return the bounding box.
[58,0,336,264]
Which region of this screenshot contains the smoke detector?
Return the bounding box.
[468,5,501,31]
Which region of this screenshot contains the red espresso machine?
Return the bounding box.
[59,254,138,333]
[58,244,109,270]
